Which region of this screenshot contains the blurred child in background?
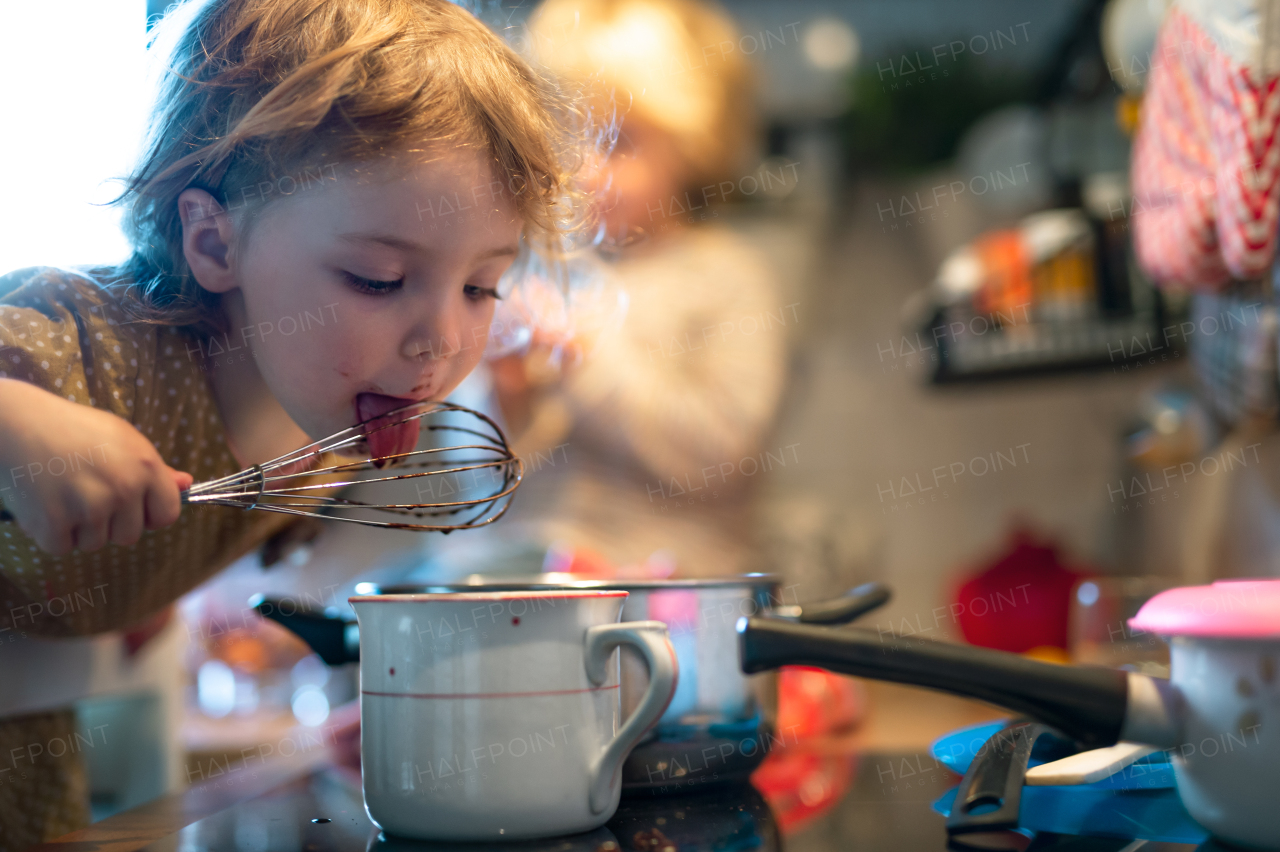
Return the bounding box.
[419,0,788,580]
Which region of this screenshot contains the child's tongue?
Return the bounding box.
[356,393,421,464]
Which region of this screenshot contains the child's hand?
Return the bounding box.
[0,378,194,556]
[489,329,589,439]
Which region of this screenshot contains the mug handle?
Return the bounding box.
[583,620,678,814]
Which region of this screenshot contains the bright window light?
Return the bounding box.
[196,659,236,718]
[0,2,149,275]
[291,684,331,728]
[803,17,860,72]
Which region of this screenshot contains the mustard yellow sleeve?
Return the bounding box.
[0,266,97,408]
[0,266,291,636]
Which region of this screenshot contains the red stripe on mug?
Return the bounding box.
[362,685,621,699]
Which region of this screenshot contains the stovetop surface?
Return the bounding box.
[134,751,1231,852]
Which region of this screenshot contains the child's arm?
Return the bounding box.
[0,377,192,555]
[0,265,265,637]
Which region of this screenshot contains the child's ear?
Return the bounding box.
[177,188,238,294]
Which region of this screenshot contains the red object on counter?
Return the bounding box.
[749,666,865,833]
[751,746,857,834]
[952,527,1087,653]
[544,543,617,577]
[774,666,864,741]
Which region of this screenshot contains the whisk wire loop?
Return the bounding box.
[180,400,523,531]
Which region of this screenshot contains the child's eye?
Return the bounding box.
[342,271,403,295]
[463,283,501,302]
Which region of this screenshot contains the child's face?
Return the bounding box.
[180,148,521,448]
[585,114,688,241]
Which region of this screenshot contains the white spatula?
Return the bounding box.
[1024,742,1157,786]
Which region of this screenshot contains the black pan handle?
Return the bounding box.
[252,596,358,665]
[946,722,1063,836]
[736,617,1129,748]
[794,581,891,624]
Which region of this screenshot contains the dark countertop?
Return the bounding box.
[36,742,1214,852]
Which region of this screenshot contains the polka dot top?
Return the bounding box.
[0,265,298,636]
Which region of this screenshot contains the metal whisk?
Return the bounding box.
[181,400,522,532]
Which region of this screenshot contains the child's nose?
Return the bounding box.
[401,330,450,361]
[400,305,471,362]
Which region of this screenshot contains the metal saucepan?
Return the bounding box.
[255,575,890,792]
[737,578,1280,849]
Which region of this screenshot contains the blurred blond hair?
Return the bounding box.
[527,0,757,190]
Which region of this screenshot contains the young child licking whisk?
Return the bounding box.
[0,1,588,846]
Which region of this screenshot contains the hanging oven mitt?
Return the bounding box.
[1132,0,1280,289]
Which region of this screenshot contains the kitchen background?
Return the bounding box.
[2,0,1273,835]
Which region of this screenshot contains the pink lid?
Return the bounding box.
[1128,579,1280,639]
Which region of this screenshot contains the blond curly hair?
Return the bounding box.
[104,0,592,333]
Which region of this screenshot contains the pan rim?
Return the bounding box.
[349,590,629,602]
[366,573,783,595]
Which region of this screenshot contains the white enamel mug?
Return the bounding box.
[351,591,677,841]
